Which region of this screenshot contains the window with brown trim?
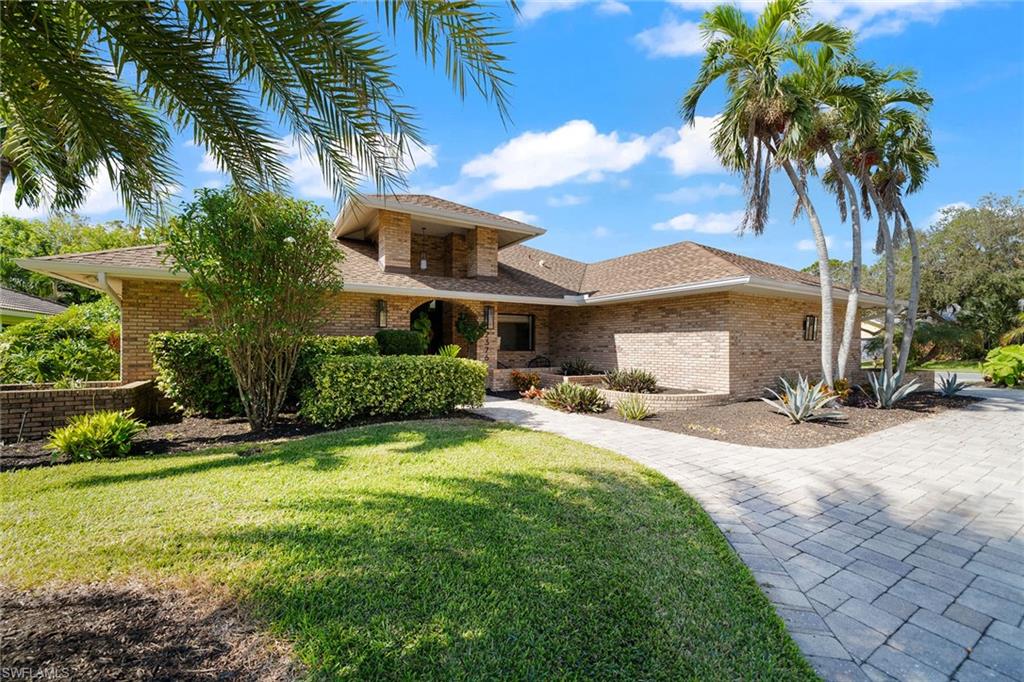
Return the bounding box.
[498,313,534,351]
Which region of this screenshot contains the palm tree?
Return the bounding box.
[0,1,514,219]
[848,72,932,379]
[873,110,937,376]
[787,50,876,381]
[681,0,852,386]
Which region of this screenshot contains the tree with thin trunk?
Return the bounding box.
[681,0,853,387]
[0,1,515,219]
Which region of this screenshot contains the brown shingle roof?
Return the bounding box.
[21,237,858,302]
[1,287,68,315]
[366,194,541,230]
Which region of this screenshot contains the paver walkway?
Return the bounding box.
[473,389,1024,681]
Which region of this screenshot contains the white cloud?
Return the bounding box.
[928,201,969,226]
[657,182,739,203]
[1,168,124,219]
[518,0,586,22]
[499,210,540,224]
[404,142,438,172]
[547,193,589,207]
[634,15,705,58]
[658,116,724,176]
[797,235,836,251]
[592,226,612,238]
[596,0,631,15]
[462,120,657,192]
[199,151,221,174]
[661,1,972,43]
[653,210,744,234]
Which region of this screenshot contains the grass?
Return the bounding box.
[861,359,983,373]
[1,419,815,680]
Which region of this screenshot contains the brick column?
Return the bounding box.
[444,233,468,278]
[466,227,498,279]
[377,209,411,273]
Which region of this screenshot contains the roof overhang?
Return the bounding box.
[15,257,892,309]
[1,307,49,320]
[332,196,545,248]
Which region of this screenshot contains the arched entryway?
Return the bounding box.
[409,300,446,354]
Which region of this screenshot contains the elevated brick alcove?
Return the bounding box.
[1,380,157,443]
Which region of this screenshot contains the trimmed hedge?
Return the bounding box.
[149,332,242,417]
[375,329,427,355]
[301,355,487,427]
[149,332,378,416]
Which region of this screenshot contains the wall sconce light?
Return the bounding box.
[376,299,388,328]
[803,314,818,341]
[419,226,428,271]
[483,305,495,329]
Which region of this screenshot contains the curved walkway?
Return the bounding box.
[473,389,1024,681]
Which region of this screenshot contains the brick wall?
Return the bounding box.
[549,294,732,393]
[444,233,468,278]
[377,209,412,272]
[121,279,202,382]
[467,227,498,279]
[726,293,857,399]
[319,292,428,336]
[1,380,156,442]
[410,233,447,277]
[495,303,551,368]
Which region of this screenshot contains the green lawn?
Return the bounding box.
[861,359,983,373]
[1,419,814,680]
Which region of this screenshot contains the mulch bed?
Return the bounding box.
[0,580,300,681]
[591,392,982,448]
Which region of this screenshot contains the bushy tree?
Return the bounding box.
[1,214,154,303]
[164,188,343,431]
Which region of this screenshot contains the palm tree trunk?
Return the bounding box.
[896,202,920,377]
[825,145,862,381]
[861,170,896,380]
[780,158,835,387]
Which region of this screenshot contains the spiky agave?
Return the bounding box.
[937,373,968,397]
[762,375,845,423]
[867,371,920,408]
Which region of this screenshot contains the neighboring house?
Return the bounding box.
[17,194,883,398]
[0,287,68,327]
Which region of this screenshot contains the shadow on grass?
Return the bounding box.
[64,419,507,491]
[169,464,812,680]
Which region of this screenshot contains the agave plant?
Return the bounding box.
[937,373,968,398]
[867,372,921,408]
[762,375,845,424]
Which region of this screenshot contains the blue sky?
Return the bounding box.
[3,0,1022,271]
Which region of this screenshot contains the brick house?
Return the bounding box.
[17,194,880,399]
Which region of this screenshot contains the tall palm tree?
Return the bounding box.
[873,110,937,376]
[786,49,876,381]
[848,72,932,379]
[681,0,852,386]
[0,1,514,219]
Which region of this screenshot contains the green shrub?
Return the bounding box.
[301,355,487,426]
[542,383,607,413]
[509,370,541,393]
[375,329,428,355]
[560,357,599,376]
[0,299,120,384]
[48,409,147,462]
[150,332,242,417]
[604,368,659,393]
[615,395,652,421]
[292,335,379,389]
[151,332,379,416]
[983,345,1024,387]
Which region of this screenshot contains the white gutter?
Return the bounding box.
[97,272,122,306]
[16,258,185,282]
[581,276,752,304]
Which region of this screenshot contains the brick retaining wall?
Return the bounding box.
[1,381,157,443]
[596,388,731,410]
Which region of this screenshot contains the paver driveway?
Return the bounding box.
[474,388,1024,681]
